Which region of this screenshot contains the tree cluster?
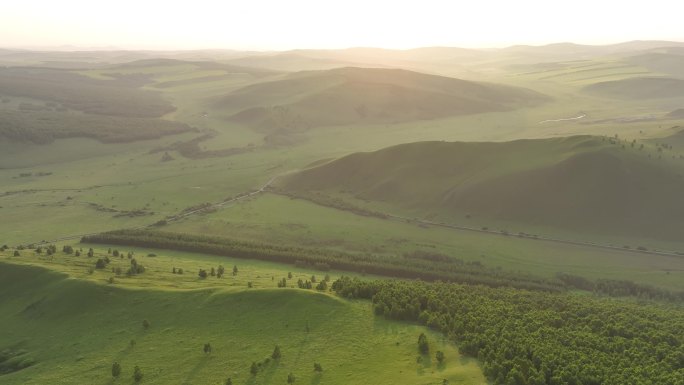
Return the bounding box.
[331,277,684,385]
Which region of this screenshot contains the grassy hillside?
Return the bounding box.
[0,252,485,385]
[0,110,195,144]
[583,76,684,99]
[165,193,684,291]
[0,68,176,117]
[279,135,684,241]
[218,67,548,131]
[666,108,684,119]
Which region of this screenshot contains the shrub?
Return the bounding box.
[112,362,121,378]
[133,366,143,382]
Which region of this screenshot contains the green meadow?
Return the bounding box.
[0,248,485,385]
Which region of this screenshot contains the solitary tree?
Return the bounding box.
[250,362,258,375]
[203,343,212,354]
[133,366,143,382]
[418,333,429,354]
[232,265,238,276]
[13,250,20,257]
[287,372,296,383]
[142,319,150,330]
[272,345,282,359]
[436,350,445,363]
[95,258,107,269]
[224,378,233,385]
[112,362,121,378]
[313,362,323,372]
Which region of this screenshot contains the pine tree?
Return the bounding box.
[272,345,281,359]
[112,362,121,378]
[418,333,429,354]
[133,366,143,382]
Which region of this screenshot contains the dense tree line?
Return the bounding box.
[332,277,684,385]
[81,230,565,292]
[81,230,684,301]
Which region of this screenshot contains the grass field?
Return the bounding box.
[0,247,486,385]
[164,193,684,291]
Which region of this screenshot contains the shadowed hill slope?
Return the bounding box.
[217,67,549,131]
[279,136,684,241]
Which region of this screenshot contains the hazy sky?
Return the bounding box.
[2,0,683,50]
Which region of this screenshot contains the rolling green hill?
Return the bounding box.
[218,67,549,131]
[583,76,684,99]
[279,135,684,241]
[0,67,176,117]
[0,257,483,385]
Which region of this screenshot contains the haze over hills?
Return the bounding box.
[279,136,684,241]
[220,67,549,131]
[584,77,684,100]
[2,38,684,385]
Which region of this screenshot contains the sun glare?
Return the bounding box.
[2,0,683,49]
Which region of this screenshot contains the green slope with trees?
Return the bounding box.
[278,135,684,241]
[0,258,483,385]
[332,276,684,385]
